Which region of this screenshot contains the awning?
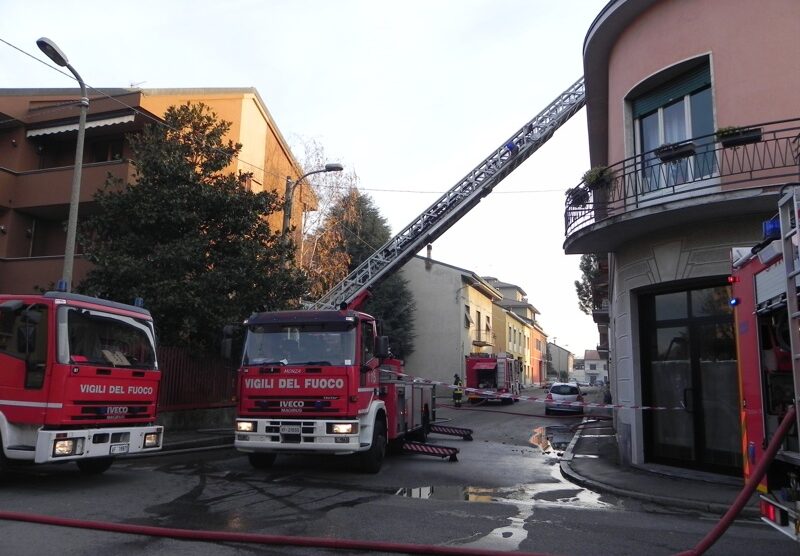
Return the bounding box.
[470,362,497,371]
[26,114,136,137]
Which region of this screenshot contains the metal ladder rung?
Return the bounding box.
[788,269,800,280]
[791,311,800,319]
[784,228,797,240]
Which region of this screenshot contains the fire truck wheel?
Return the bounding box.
[360,417,386,474]
[0,438,7,473]
[248,453,277,469]
[76,457,114,475]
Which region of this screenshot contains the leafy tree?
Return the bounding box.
[574,253,602,315]
[78,102,307,349]
[310,189,416,358]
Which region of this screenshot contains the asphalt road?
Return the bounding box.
[0,391,794,555]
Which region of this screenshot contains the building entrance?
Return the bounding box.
[640,282,741,475]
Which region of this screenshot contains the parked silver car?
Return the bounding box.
[545,382,584,415]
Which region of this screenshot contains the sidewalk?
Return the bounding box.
[560,418,760,518]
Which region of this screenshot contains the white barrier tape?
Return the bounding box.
[379,368,677,412]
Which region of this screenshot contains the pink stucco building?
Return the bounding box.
[565,0,800,476]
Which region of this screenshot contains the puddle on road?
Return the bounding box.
[396,423,612,512]
[530,424,574,454]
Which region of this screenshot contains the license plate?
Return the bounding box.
[280,425,301,434]
[110,443,129,455]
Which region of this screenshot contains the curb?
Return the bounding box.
[560,424,760,519]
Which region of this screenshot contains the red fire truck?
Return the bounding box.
[230,77,587,473]
[232,302,435,473]
[730,189,800,542]
[0,291,163,474]
[465,353,521,404]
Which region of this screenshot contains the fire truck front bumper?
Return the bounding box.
[34,425,164,463]
[234,418,364,455]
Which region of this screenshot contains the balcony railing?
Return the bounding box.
[472,329,495,347]
[565,118,800,238]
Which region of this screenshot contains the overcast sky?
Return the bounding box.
[1,0,609,356]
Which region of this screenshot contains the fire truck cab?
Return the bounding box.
[0,291,163,474]
[232,309,433,473]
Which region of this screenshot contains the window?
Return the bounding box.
[361,321,375,363]
[90,138,124,163]
[0,302,49,389]
[589,363,597,371]
[632,63,714,191]
[464,305,473,329]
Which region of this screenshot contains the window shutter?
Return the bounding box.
[633,65,711,118]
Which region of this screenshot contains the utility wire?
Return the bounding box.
[1,37,565,199]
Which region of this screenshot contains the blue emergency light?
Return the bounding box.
[762,215,780,241]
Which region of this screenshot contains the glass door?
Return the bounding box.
[641,284,741,475]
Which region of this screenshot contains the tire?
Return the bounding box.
[359,417,386,474]
[248,452,277,469]
[0,434,8,475]
[76,457,114,475]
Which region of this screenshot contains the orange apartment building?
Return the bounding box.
[564,0,800,476]
[0,87,312,293]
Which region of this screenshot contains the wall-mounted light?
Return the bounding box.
[0,225,6,234]
[11,139,17,147]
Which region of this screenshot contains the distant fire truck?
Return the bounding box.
[730,188,800,542]
[0,291,163,474]
[465,353,521,404]
[229,77,586,473]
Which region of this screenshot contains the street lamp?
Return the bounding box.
[282,163,343,235]
[37,37,88,293]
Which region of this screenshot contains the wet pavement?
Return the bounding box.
[157,415,760,519]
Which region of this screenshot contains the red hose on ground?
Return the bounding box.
[674,404,797,556]
[0,509,556,556]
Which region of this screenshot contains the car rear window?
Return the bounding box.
[551,385,579,395]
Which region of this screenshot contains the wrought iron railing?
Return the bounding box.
[472,329,495,345]
[565,118,800,238]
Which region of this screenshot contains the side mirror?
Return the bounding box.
[17,323,36,354]
[221,324,242,360]
[375,336,390,358]
[221,338,233,360]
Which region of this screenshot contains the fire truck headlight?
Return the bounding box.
[328,423,357,434]
[53,438,84,457]
[236,421,256,433]
[144,432,160,448]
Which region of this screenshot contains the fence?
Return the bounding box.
[157,346,237,411]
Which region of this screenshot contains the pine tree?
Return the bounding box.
[310,189,416,358]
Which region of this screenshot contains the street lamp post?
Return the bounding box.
[37,37,88,292]
[282,163,343,235]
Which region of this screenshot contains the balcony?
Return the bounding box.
[472,329,495,347]
[4,160,134,215]
[564,118,800,254]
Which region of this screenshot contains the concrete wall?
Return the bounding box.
[610,215,764,464]
[401,257,466,386]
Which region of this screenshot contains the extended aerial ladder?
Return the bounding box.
[308,77,586,311]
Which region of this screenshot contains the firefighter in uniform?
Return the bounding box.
[453,374,464,408]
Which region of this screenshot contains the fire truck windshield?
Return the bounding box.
[56,307,157,369]
[243,324,356,366]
